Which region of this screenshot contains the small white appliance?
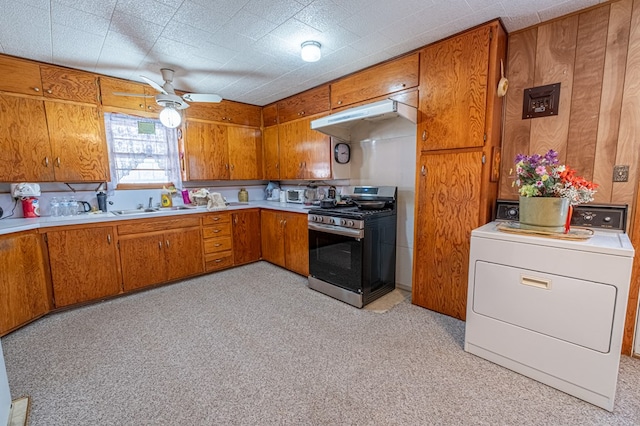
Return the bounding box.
[286,189,305,204]
[10,183,41,198]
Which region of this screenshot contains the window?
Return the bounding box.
[104,113,182,189]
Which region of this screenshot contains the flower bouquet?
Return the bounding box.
[513,150,598,233]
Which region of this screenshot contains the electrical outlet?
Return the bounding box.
[613,165,629,182]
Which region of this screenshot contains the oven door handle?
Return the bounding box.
[308,222,364,239]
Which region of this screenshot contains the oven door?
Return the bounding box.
[308,223,363,293]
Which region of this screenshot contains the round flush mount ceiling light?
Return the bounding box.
[301,41,321,62]
[159,105,182,128]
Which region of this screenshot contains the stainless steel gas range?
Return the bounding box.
[307,186,397,308]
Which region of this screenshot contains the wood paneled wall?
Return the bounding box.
[499,0,635,206]
[499,0,640,355]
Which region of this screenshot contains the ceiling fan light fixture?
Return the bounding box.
[159,105,182,128]
[301,41,321,62]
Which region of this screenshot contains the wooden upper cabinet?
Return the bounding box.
[418,25,491,151]
[40,65,100,104]
[263,125,279,180]
[278,115,330,180]
[262,103,278,126]
[0,55,42,95]
[330,53,419,109]
[277,85,330,123]
[186,99,261,127]
[184,120,230,180]
[100,76,156,112]
[0,94,55,182]
[45,101,110,182]
[228,126,263,179]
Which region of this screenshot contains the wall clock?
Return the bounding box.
[334,142,350,164]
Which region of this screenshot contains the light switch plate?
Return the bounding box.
[613,165,629,182]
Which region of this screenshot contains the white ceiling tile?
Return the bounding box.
[52,0,117,19]
[294,0,354,32]
[8,0,49,10]
[188,0,249,16]
[51,24,104,69]
[109,11,165,44]
[217,10,279,41]
[0,3,52,61]
[243,0,306,25]
[348,32,395,56]
[102,30,156,53]
[269,18,324,48]
[161,21,216,47]
[51,2,111,37]
[114,0,178,27]
[172,1,234,33]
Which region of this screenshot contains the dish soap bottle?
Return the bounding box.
[161,188,173,207]
[238,188,249,203]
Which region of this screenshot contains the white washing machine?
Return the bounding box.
[465,203,634,411]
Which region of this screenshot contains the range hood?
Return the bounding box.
[311,99,417,141]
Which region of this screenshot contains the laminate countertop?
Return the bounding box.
[0,201,314,236]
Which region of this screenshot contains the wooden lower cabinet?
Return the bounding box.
[261,210,308,276]
[119,224,203,291]
[412,151,484,320]
[232,209,261,265]
[46,226,121,308]
[0,231,51,335]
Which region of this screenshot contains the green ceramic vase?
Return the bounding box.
[518,196,570,233]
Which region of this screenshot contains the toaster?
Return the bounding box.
[286,189,305,204]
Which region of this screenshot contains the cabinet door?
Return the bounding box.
[276,85,330,123]
[185,120,230,180]
[0,94,54,182]
[47,226,121,307]
[262,103,278,127]
[232,209,261,265]
[100,76,149,111]
[263,125,279,180]
[0,232,50,336]
[45,102,110,182]
[284,212,309,276]
[330,53,419,108]
[0,55,42,95]
[418,25,490,151]
[119,233,167,291]
[228,126,263,179]
[278,117,330,180]
[412,151,483,320]
[164,227,204,281]
[40,65,100,104]
[261,210,285,267]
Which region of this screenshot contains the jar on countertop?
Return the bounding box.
[238,188,249,203]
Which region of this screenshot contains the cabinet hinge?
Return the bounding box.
[482,154,486,164]
[43,234,48,243]
[117,241,120,250]
[489,29,493,40]
[483,134,487,142]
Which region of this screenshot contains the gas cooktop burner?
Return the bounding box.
[308,206,394,219]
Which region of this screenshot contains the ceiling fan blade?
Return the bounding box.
[140,75,167,94]
[112,92,154,98]
[182,93,222,103]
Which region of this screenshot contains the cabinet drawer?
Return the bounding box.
[205,251,234,271]
[472,261,616,353]
[204,236,232,253]
[118,217,200,235]
[203,223,231,238]
[202,213,231,226]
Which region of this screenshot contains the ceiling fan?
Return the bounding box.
[114,68,222,127]
[138,68,222,110]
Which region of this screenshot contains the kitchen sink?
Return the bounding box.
[111,208,159,216]
[111,205,196,216]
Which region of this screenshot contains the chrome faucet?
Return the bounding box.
[148,197,153,209]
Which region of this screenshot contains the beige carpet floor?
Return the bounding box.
[2,262,640,425]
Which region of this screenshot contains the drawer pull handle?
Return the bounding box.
[214,243,221,247]
[521,275,550,290]
[215,259,222,263]
[213,229,221,233]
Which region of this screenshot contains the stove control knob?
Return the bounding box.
[604,216,611,223]
[312,215,322,222]
[507,207,518,218]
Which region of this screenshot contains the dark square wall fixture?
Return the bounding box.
[522,83,561,119]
